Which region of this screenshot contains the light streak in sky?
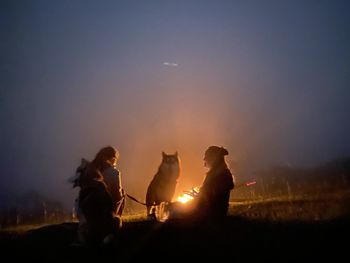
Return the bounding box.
[163,62,178,67]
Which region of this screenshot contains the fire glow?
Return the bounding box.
[176,181,256,204]
[177,187,200,204]
[177,193,194,204]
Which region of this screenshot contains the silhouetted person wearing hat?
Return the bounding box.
[195,146,235,220]
[168,146,234,222]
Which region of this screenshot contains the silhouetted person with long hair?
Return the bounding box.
[73,146,125,245]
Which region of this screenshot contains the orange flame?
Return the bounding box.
[176,187,199,203]
[177,193,194,204]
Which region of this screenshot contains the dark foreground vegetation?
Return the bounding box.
[1,195,349,262]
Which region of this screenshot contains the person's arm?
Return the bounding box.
[115,171,124,200]
[103,167,124,202]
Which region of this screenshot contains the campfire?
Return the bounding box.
[176,187,200,204]
[176,181,257,204]
[177,193,194,203]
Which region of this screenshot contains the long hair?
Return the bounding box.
[72,146,118,188]
[91,146,118,170]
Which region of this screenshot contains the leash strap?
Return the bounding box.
[125,193,166,206]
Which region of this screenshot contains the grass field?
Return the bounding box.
[1,191,349,262]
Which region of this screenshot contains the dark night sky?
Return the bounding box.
[1,0,350,208]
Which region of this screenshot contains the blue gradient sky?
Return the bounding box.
[1,0,350,207]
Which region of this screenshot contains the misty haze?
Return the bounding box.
[1,0,349,260]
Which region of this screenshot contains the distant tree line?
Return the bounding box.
[0,191,68,229]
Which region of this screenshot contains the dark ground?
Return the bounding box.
[1,199,350,262]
